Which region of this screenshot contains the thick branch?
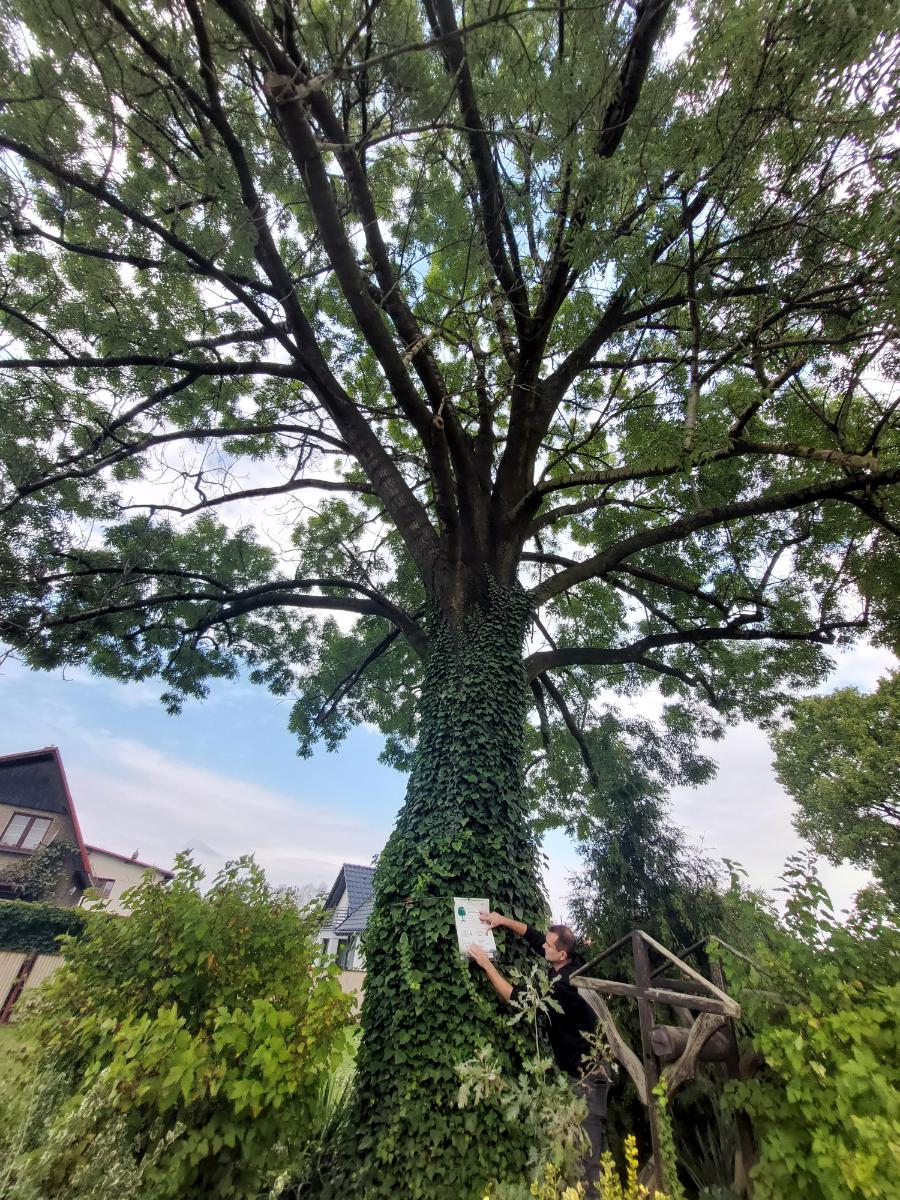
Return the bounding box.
[525,618,867,681]
[530,466,900,604]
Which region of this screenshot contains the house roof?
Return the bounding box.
[324,862,375,916]
[86,845,175,880]
[334,894,374,934]
[0,747,93,879]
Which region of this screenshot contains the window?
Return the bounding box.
[1,812,52,851]
[94,878,115,898]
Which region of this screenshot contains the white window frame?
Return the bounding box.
[1,811,52,851]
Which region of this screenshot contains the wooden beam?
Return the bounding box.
[570,931,633,977]
[572,975,739,1017]
[651,1023,732,1062]
[639,929,736,1010]
[580,990,648,1106]
[633,930,666,1193]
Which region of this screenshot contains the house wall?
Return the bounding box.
[0,803,83,906]
[84,851,166,915]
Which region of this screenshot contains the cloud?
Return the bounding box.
[67,731,387,888]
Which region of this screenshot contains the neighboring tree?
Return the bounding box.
[0,1,898,1195]
[0,855,351,1200]
[771,671,900,896]
[723,860,900,1200]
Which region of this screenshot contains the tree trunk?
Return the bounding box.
[342,581,546,1199]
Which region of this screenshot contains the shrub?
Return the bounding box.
[0,897,88,953]
[0,854,351,1200]
[720,858,900,1200]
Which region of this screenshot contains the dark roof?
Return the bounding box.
[325,863,375,914]
[0,749,70,815]
[334,895,373,934]
[0,747,93,877]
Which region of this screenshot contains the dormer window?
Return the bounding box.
[1,812,52,851]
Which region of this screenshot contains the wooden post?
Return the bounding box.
[710,960,757,1196]
[632,931,666,1192]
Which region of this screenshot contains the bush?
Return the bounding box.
[720,858,900,1200]
[0,854,351,1200]
[0,898,88,953]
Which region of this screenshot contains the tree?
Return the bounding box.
[723,860,900,1200]
[771,671,900,896]
[0,1,898,1195]
[0,856,351,1199]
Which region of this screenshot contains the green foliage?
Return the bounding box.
[462,964,596,1200]
[651,1082,686,1200]
[0,899,87,954]
[0,841,80,903]
[340,586,548,1200]
[1,1,899,1195]
[720,858,900,1200]
[771,671,900,896]
[0,855,351,1200]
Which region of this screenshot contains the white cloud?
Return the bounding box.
[67,731,386,888]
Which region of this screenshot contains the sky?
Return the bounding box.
[1,638,894,923]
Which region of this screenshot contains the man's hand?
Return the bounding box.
[467,942,513,1002]
[479,911,506,929]
[479,910,528,938]
[467,942,491,968]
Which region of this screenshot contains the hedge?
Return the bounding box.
[0,900,88,955]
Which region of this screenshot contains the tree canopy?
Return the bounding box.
[0,0,897,806]
[1,2,899,1194]
[771,670,900,896]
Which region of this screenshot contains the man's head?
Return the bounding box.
[543,924,577,968]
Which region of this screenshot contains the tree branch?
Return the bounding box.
[531,466,900,604]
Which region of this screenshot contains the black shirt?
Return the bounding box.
[509,925,597,1077]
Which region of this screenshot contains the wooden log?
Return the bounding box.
[651,1023,732,1063]
[580,990,648,1106]
[661,1011,727,1095]
[634,932,667,1194]
[653,975,715,996]
[572,975,739,1017]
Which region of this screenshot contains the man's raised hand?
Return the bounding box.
[478,911,505,928]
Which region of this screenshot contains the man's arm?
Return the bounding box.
[479,910,528,937]
[467,943,513,1002]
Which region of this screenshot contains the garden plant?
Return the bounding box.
[0,0,898,1194]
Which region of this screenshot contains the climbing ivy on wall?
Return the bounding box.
[0,840,79,903]
[0,899,87,954]
[338,584,549,1199]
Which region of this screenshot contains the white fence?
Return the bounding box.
[0,950,64,1021]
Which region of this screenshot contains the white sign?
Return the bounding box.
[453,897,497,959]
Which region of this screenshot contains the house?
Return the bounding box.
[0,746,173,909]
[84,845,174,916]
[320,862,375,971]
[0,747,95,905]
[0,746,174,1022]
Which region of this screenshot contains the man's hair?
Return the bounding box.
[548,924,577,960]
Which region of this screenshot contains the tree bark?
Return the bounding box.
[342,581,546,1199]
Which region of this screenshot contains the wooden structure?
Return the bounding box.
[571,930,756,1195]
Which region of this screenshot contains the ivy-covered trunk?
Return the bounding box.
[344,583,546,1199]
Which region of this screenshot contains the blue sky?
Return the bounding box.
[1,640,894,921]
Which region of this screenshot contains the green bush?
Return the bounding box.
[0,854,351,1200]
[0,898,87,954]
[720,859,900,1200]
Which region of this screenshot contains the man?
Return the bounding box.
[468,911,609,1190]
